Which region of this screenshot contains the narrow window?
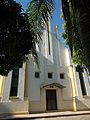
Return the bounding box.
[60,73,64,79]
[48,73,53,79]
[35,72,40,78]
[76,66,87,96]
[10,67,19,97]
[47,25,51,55]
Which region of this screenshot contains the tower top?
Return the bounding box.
[55,25,59,39]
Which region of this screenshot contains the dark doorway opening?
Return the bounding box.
[46,90,57,110]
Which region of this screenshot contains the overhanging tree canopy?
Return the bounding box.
[0,0,54,76]
[0,0,37,76]
[61,0,90,71]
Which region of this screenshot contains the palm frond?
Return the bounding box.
[26,0,54,41]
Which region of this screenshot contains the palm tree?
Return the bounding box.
[61,0,90,71]
[74,0,90,70]
[26,0,54,42]
[61,0,73,55]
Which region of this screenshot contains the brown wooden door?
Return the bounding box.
[46,90,57,110]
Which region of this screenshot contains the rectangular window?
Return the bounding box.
[35,72,40,78]
[48,73,53,79]
[10,67,19,97]
[76,66,87,96]
[60,73,64,79]
[47,25,51,55]
[79,72,87,96]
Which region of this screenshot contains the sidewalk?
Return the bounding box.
[1,110,90,119]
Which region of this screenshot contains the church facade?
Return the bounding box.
[0,21,90,114]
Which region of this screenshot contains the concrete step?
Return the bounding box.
[1,111,90,120]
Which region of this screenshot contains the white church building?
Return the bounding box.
[0,20,90,114]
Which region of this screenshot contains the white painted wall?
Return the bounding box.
[18,64,26,100]
[2,72,12,101]
[1,19,90,113]
[26,20,73,112]
[2,65,26,101]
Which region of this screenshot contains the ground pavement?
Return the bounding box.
[0,111,90,120]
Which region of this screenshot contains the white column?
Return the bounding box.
[18,64,26,100]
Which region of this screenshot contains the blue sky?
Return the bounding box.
[51,0,64,42]
[15,0,64,42]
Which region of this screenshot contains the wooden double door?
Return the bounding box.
[46,90,57,110]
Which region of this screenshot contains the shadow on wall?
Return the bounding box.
[75,97,90,110]
[0,102,13,119]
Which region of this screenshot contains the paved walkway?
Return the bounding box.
[30,115,90,120]
[1,111,90,120]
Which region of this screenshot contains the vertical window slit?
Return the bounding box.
[47,25,51,55]
[10,67,19,97]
